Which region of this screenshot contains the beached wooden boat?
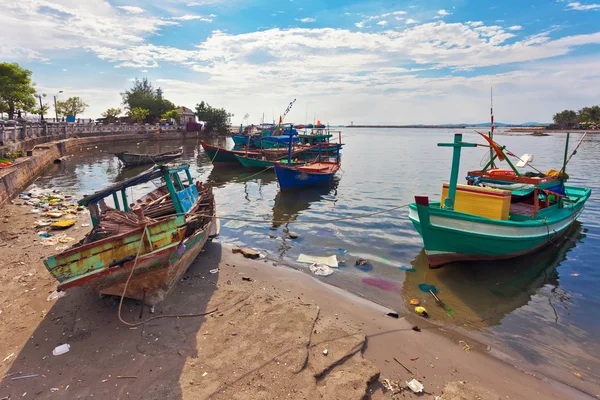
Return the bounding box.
[409,133,591,267]
[113,148,183,167]
[43,164,219,305]
[200,141,309,167]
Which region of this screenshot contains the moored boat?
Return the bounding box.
[275,161,340,189]
[234,154,309,171]
[113,148,183,167]
[409,133,591,268]
[200,141,310,167]
[43,164,219,305]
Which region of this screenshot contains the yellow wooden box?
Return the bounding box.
[441,183,511,220]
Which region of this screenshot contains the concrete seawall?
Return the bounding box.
[0,130,214,209]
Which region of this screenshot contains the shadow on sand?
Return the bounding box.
[1,242,224,399]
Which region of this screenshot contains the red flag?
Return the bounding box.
[279,115,283,124]
[477,132,505,161]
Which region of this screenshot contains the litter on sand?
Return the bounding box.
[297,254,338,268]
[47,290,67,301]
[309,263,335,277]
[52,344,70,356]
[50,220,76,229]
[459,340,471,352]
[406,379,424,393]
[414,306,428,317]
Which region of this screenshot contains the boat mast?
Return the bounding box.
[438,134,476,209]
[490,87,496,169]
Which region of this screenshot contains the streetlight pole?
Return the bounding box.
[54,90,63,121]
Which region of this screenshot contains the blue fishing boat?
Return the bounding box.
[274,161,340,189]
[274,132,341,189]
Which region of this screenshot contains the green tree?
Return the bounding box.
[578,106,600,126]
[195,101,233,134]
[121,78,175,122]
[56,97,88,118]
[32,104,50,117]
[0,100,9,116]
[552,110,578,127]
[128,107,150,124]
[161,109,180,121]
[102,107,122,122]
[0,62,37,119]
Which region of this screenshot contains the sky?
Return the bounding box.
[2,0,600,124]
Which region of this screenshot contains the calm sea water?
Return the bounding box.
[30,128,600,385]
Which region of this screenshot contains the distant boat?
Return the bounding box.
[43,164,219,305]
[200,141,309,167]
[409,133,591,267]
[113,148,183,167]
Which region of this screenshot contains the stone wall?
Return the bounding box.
[0,130,206,209]
[0,122,180,156]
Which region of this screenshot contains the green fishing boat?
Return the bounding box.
[409,133,591,268]
[234,154,308,171]
[43,164,219,305]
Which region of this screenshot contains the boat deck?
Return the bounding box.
[510,202,536,217]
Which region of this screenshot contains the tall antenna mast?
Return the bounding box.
[490,87,496,168]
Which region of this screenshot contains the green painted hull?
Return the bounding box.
[234,155,305,170]
[409,186,591,267]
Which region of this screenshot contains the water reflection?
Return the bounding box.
[272,178,339,228]
[205,167,277,189]
[402,222,584,329]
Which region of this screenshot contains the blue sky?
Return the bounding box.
[2,0,600,124]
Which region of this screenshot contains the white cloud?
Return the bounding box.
[1,0,178,55]
[405,18,419,24]
[116,6,144,14]
[468,21,484,27]
[438,9,451,16]
[171,15,213,22]
[297,17,316,23]
[376,20,388,26]
[355,10,406,28]
[186,0,222,5]
[565,1,600,10]
[508,25,523,31]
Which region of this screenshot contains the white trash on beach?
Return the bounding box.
[406,379,424,393]
[297,254,338,268]
[47,290,67,301]
[309,263,334,277]
[52,344,70,356]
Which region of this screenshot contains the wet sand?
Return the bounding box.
[0,203,595,399]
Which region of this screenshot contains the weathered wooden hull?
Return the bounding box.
[408,186,590,267]
[114,149,183,167]
[81,223,214,305]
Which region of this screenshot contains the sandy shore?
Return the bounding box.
[0,202,595,399]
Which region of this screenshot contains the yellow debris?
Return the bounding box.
[50,220,76,229]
